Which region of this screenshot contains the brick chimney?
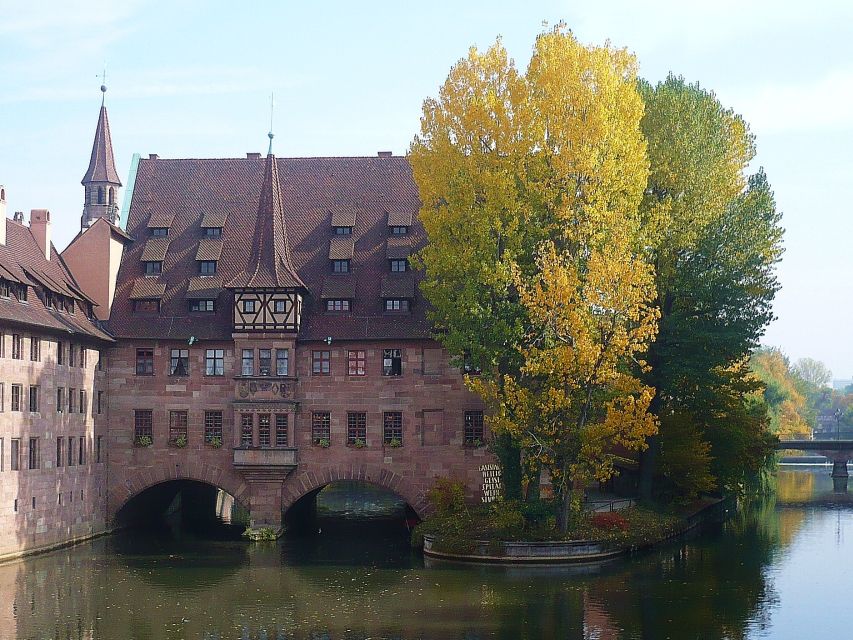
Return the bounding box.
[0,185,6,246]
[29,209,51,260]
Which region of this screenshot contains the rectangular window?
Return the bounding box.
[67,436,74,466]
[332,259,350,273]
[133,299,160,313]
[81,347,87,368]
[10,439,20,471]
[258,414,271,447]
[275,414,288,447]
[347,412,367,445]
[390,259,408,272]
[276,349,289,376]
[28,438,39,470]
[240,414,254,447]
[204,411,223,444]
[28,385,39,413]
[79,390,87,415]
[57,437,64,468]
[0,333,4,357]
[258,349,272,376]
[241,349,254,376]
[383,412,403,445]
[391,225,409,235]
[0,382,3,411]
[348,350,366,376]
[136,349,154,375]
[78,437,85,465]
[56,341,64,365]
[333,226,352,235]
[69,344,76,367]
[274,299,288,313]
[311,412,331,445]
[382,349,402,376]
[143,261,162,275]
[151,227,169,237]
[97,390,103,415]
[464,411,485,444]
[169,349,189,376]
[134,410,153,443]
[11,334,22,359]
[11,384,21,411]
[384,299,410,312]
[97,350,104,371]
[325,299,350,312]
[57,387,64,413]
[0,438,3,471]
[190,299,215,312]
[30,337,40,361]
[204,227,222,238]
[68,388,76,413]
[199,260,217,275]
[242,299,256,314]
[169,411,188,444]
[312,350,331,375]
[96,436,102,463]
[205,349,224,376]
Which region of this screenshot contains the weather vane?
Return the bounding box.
[98,63,107,104]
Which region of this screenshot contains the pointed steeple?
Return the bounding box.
[81,84,122,229]
[227,153,305,289]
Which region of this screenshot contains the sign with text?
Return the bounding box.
[480,463,502,503]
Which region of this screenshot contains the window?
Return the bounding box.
[0,280,8,298]
[67,436,74,466]
[57,388,64,413]
[134,410,153,443]
[68,388,76,413]
[56,341,64,365]
[11,334,21,359]
[242,299,256,314]
[348,350,366,376]
[79,390,87,415]
[136,349,154,375]
[16,284,27,302]
[240,414,253,447]
[69,344,76,367]
[143,261,162,275]
[81,347,87,368]
[169,349,189,376]
[464,411,485,444]
[205,349,224,376]
[204,411,223,444]
[391,225,409,235]
[11,384,21,411]
[10,439,20,471]
[78,437,85,465]
[347,412,367,445]
[383,349,402,376]
[28,438,39,469]
[56,437,64,468]
[151,227,169,237]
[258,414,271,447]
[312,350,331,375]
[30,337,40,361]
[199,260,217,275]
[326,299,350,312]
[275,414,288,447]
[96,436,103,463]
[0,438,3,471]
[190,299,215,312]
[0,382,4,411]
[97,390,103,415]
[134,300,160,313]
[312,412,331,445]
[383,412,403,445]
[0,333,4,357]
[332,259,350,273]
[241,349,254,376]
[274,299,288,313]
[385,299,410,312]
[169,411,188,444]
[276,349,289,376]
[204,227,222,238]
[258,349,272,376]
[97,350,104,371]
[390,259,408,272]
[333,226,352,235]
[28,385,39,413]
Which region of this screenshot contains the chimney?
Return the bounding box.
[148,154,159,160]
[13,211,23,224]
[0,185,6,246]
[247,152,261,159]
[377,151,392,158]
[29,209,51,260]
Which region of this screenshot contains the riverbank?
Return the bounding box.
[415,496,730,564]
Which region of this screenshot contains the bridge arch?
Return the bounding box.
[282,465,430,520]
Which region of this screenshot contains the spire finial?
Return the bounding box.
[99,63,107,105]
[267,92,275,155]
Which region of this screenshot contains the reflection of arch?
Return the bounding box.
[110,461,250,523]
[282,465,429,518]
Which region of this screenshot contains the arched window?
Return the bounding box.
[1,188,5,201]
[98,187,105,204]
[109,187,115,204]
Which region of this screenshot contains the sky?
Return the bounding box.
[0,0,851,378]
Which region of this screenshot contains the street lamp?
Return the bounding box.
[835,408,843,440]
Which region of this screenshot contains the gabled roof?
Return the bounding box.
[226,153,306,290]
[81,105,122,186]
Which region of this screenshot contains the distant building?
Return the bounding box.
[833,379,852,392]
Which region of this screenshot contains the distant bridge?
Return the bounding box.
[776,440,853,489]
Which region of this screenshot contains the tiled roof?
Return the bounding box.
[386,237,411,259]
[320,276,356,299]
[380,274,416,299]
[328,236,355,260]
[387,209,413,227]
[81,105,122,185]
[195,238,223,261]
[147,212,175,228]
[140,237,170,262]
[200,210,228,228]
[0,219,112,342]
[185,276,223,299]
[129,278,166,300]
[108,155,428,341]
[331,210,357,227]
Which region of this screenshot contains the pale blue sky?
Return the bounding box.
[1,0,851,377]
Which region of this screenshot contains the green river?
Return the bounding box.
[0,466,847,639]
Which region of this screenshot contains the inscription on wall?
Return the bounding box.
[480,463,502,503]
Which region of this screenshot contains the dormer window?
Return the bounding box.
[199,261,217,275]
[242,299,256,314]
[17,284,27,302]
[391,226,409,235]
[204,227,222,238]
[332,259,350,273]
[133,299,160,313]
[144,261,162,276]
[385,299,410,312]
[333,226,352,235]
[151,227,169,237]
[390,259,408,273]
[326,299,351,312]
[189,299,215,312]
[0,279,9,298]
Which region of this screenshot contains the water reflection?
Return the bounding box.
[0,467,850,639]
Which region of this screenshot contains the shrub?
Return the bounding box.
[134,435,152,447]
[209,436,222,449]
[426,477,466,516]
[591,511,629,531]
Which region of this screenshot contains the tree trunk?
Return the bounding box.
[556,458,572,533]
[493,432,523,501]
[639,392,662,502]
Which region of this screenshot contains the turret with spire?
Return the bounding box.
[81,82,121,230]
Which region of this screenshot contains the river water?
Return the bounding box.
[0,466,849,639]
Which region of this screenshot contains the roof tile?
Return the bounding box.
[200,210,228,228]
[129,278,166,300]
[140,237,170,262]
[328,236,355,260]
[195,238,223,261]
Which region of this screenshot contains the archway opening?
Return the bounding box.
[114,479,248,541]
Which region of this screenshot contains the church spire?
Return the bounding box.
[81,81,121,230]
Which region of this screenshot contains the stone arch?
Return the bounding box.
[109,461,250,524]
[282,464,430,519]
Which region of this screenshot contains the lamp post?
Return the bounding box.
[835,408,843,441]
